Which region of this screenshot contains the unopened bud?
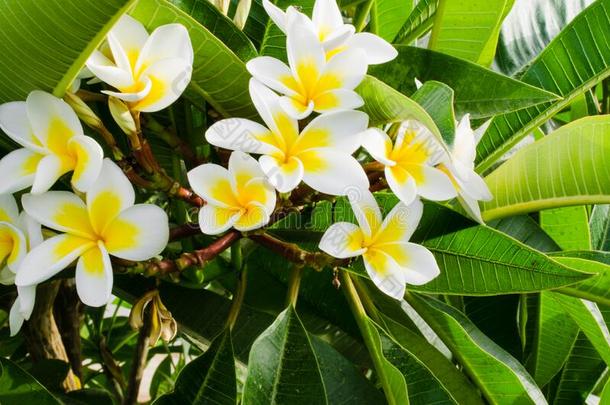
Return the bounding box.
[63,92,104,130]
[108,96,137,136]
[234,0,252,29]
[129,290,177,347]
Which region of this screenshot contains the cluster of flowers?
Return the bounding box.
[0,0,492,336]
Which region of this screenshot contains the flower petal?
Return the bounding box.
[386,166,418,206]
[198,204,241,235]
[459,169,493,201]
[312,0,344,34]
[103,204,169,261]
[246,56,300,97]
[453,114,477,167]
[26,91,83,151]
[0,149,41,194]
[187,164,239,208]
[76,243,113,307]
[299,149,369,196]
[259,155,304,193]
[399,243,440,285]
[287,17,325,92]
[205,118,281,155]
[294,110,368,154]
[319,222,366,259]
[18,212,43,249]
[374,199,423,246]
[108,15,149,69]
[346,32,398,65]
[319,48,367,91]
[102,76,152,102]
[278,96,315,120]
[413,165,457,201]
[87,159,135,235]
[361,128,395,165]
[22,192,95,239]
[0,194,19,224]
[15,234,95,286]
[262,0,288,32]
[0,222,26,272]
[313,89,363,113]
[9,299,25,336]
[233,201,272,232]
[68,135,104,193]
[348,188,382,239]
[17,284,36,320]
[30,154,74,195]
[135,23,194,75]
[363,249,406,299]
[131,57,193,112]
[0,101,44,152]
[322,25,355,51]
[458,195,484,224]
[86,50,134,89]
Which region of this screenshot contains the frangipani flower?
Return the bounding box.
[362,121,457,205]
[319,190,440,299]
[439,115,493,223]
[15,159,169,307]
[206,79,369,195]
[86,15,193,113]
[0,194,42,336]
[188,151,276,235]
[262,0,397,64]
[247,15,367,119]
[0,91,104,195]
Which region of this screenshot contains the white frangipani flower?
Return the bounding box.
[206,79,369,195]
[15,159,169,307]
[188,151,277,235]
[0,91,104,195]
[0,194,42,336]
[262,0,397,64]
[86,15,194,113]
[247,14,367,119]
[319,190,440,299]
[361,121,457,205]
[439,114,493,223]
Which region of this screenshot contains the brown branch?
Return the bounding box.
[142,115,202,167]
[123,305,152,405]
[170,222,201,240]
[54,279,84,381]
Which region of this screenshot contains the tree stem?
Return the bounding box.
[123,305,152,405]
[285,265,303,307]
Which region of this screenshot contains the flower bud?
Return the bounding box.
[234,0,252,29]
[108,96,137,136]
[129,290,177,347]
[63,92,104,130]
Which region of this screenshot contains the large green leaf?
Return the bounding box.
[552,251,610,307]
[428,0,512,65]
[394,0,438,44]
[590,204,610,251]
[482,116,610,221]
[370,0,413,42]
[540,206,592,251]
[0,358,61,405]
[0,0,135,102]
[155,329,236,405]
[488,215,560,252]
[524,292,579,387]
[131,0,257,118]
[476,0,610,172]
[411,81,456,145]
[369,46,559,118]
[406,293,546,404]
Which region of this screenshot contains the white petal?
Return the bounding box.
[9,300,25,336]
[348,187,382,238]
[0,149,41,194]
[136,23,194,74]
[108,15,149,66]
[18,212,43,249]
[228,151,266,185]
[17,284,36,320]
[75,243,113,307]
[103,204,169,261]
[0,222,27,273]
[68,136,104,193]
[131,58,192,112]
[187,164,239,208]
[87,159,135,234]
[259,155,304,193]
[296,110,369,154]
[361,128,395,165]
[198,204,241,235]
[321,47,367,89]
[102,76,152,102]
[262,0,288,32]
[233,201,272,232]
[347,32,398,65]
[0,194,19,223]
[416,166,457,201]
[107,30,133,74]
[458,195,484,224]
[322,25,355,51]
[375,199,423,245]
[246,57,299,97]
[15,234,95,286]
[287,18,325,84]
[319,222,366,259]
[313,0,344,33]
[452,114,477,167]
[30,154,72,195]
[279,96,315,120]
[363,250,406,299]
[460,170,493,201]
[0,101,44,152]
[299,149,369,196]
[386,166,418,206]
[401,243,440,285]
[313,89,363,113]
[205,118,280,155]
[86,50,134,89]
[249,79,299,144]
[26,91,83,148]
[22,192,95,239]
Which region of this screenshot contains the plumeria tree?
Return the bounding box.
[1,0,610,404]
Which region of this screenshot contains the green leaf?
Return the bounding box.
[429,0,512,65]
[411,81,456,145]
[168,0,258,61]
[476,0,610,172]
[0,358,61,404]
[541,206,592,251]
[406,293,546,404]
[524,292,579,387]
[155,329,236,405]
[240,0,269,48]
[395,0,438,44]
[0,0,135,102]
[131,0,257,118]
[552,251,610,307]
[487,215,560,252]
[482,116,610,221]
[590,204,610,251]
[370,0,413,42]
[368,46,560,118]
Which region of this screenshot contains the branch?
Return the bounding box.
[123,305,152,405]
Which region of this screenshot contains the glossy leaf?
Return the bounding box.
[0,0,135,103]
[395,0,438,44]
[488,215,560,252]
[482,116,610,221]
[476,0,610,172]
[369,46,559,118]
[552,251,610,307]
[540,206,592,251]
[411,80,456,145]
[0,358,61,405]
[370,0,413,42]
[590,204,610,251]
